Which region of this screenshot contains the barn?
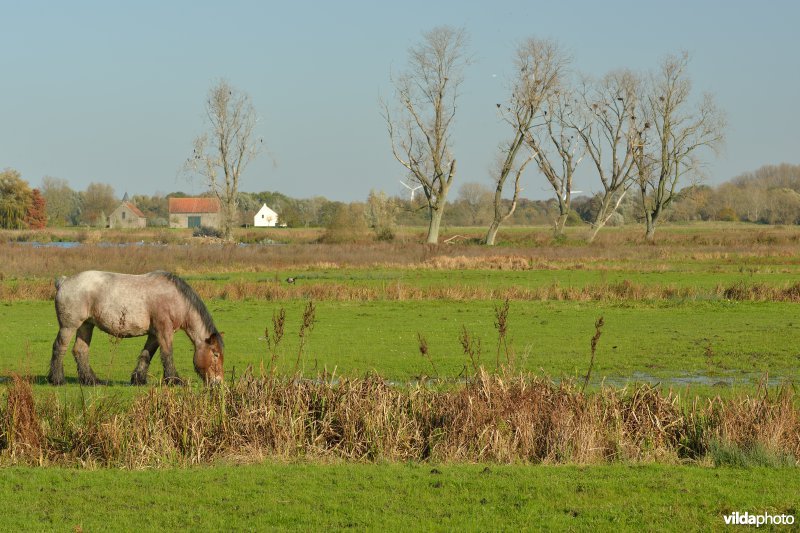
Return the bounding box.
[168,197,221,229]
[109,202,147,229]
[254,204,279,227]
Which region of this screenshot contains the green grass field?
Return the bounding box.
[1,463,797,531]
[3,298,797,393]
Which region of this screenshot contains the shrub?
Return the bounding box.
[565,210,584,227]
[320,204,370,244]
[193,225,223,238]
[366,190,398,241]
[716,207,739,222]
[147,217,169,228]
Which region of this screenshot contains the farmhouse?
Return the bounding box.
[169,197,221,229]
[109,201,147,229]
[254,203,279,227]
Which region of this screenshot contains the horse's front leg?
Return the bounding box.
[48,326,76,385]
[131,333,159,385]
[157,329,183,385]
[73,321,103,385]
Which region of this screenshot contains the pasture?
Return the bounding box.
[2,464,798,530]
[1,224,799,529]
[2,298,798,393]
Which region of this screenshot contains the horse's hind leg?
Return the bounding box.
[131,334,159,385]
[73,321,102,385]
[48,326,76,385]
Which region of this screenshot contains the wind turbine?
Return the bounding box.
[400,180,423,201]
[558,190,584,201]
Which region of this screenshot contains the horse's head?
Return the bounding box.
[194,332,224,385]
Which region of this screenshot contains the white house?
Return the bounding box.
[254,204,279,227]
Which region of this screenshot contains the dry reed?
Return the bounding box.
[1,372,797,468]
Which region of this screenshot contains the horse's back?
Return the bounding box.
[56,271,116,304]
[54,271,167,335]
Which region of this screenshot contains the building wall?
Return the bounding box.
[109,205,147,229]
[254,211,278,227]
[169,212,221,229]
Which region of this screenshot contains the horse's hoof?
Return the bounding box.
[47,374,65,386]
[79,374,106,386]
[131,373,148,386]
[163,376,184,386]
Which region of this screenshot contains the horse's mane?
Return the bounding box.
[156,271,221,343]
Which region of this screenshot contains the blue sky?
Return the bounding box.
[1,0,798,201]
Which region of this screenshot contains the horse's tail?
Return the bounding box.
[54,275,67,291]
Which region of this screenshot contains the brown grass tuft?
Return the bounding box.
[2,374,44,458]
[1,372,797,468]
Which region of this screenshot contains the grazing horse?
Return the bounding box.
[48,270,224,386]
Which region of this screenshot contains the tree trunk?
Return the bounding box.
[587,194,613,243]
[484,220,500,246]
[645,221,656,241]
[426,206,444,244]
[587,223,602,243]
[553,213,568,237]
[222,198,236,241]
[644,212,657,242]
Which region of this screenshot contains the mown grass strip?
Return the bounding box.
[0,463,797,531]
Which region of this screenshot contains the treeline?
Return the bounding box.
[392,162,800,231]
[0,169,558,232]
[663,163,800,225]
[257,163,800,233]
[2,163,798,232]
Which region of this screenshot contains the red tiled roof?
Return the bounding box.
[123,202,146,218]
[168,197,221,214]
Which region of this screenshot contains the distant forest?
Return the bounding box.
[2,162,799,231]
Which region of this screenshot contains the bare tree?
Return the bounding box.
[526,85,588,237]
[575,70,641,242]
[186,79,262,241]
[635,52,725,241]
[383,26,469,244]
[458,182,493,225]
[485,38,567,245]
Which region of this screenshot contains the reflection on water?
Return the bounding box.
[16,241,82,248]
[600,371,787,388]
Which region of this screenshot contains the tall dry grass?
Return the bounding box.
[1,371,797,468]
[4,224,800,282]
[5,275,800,304]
